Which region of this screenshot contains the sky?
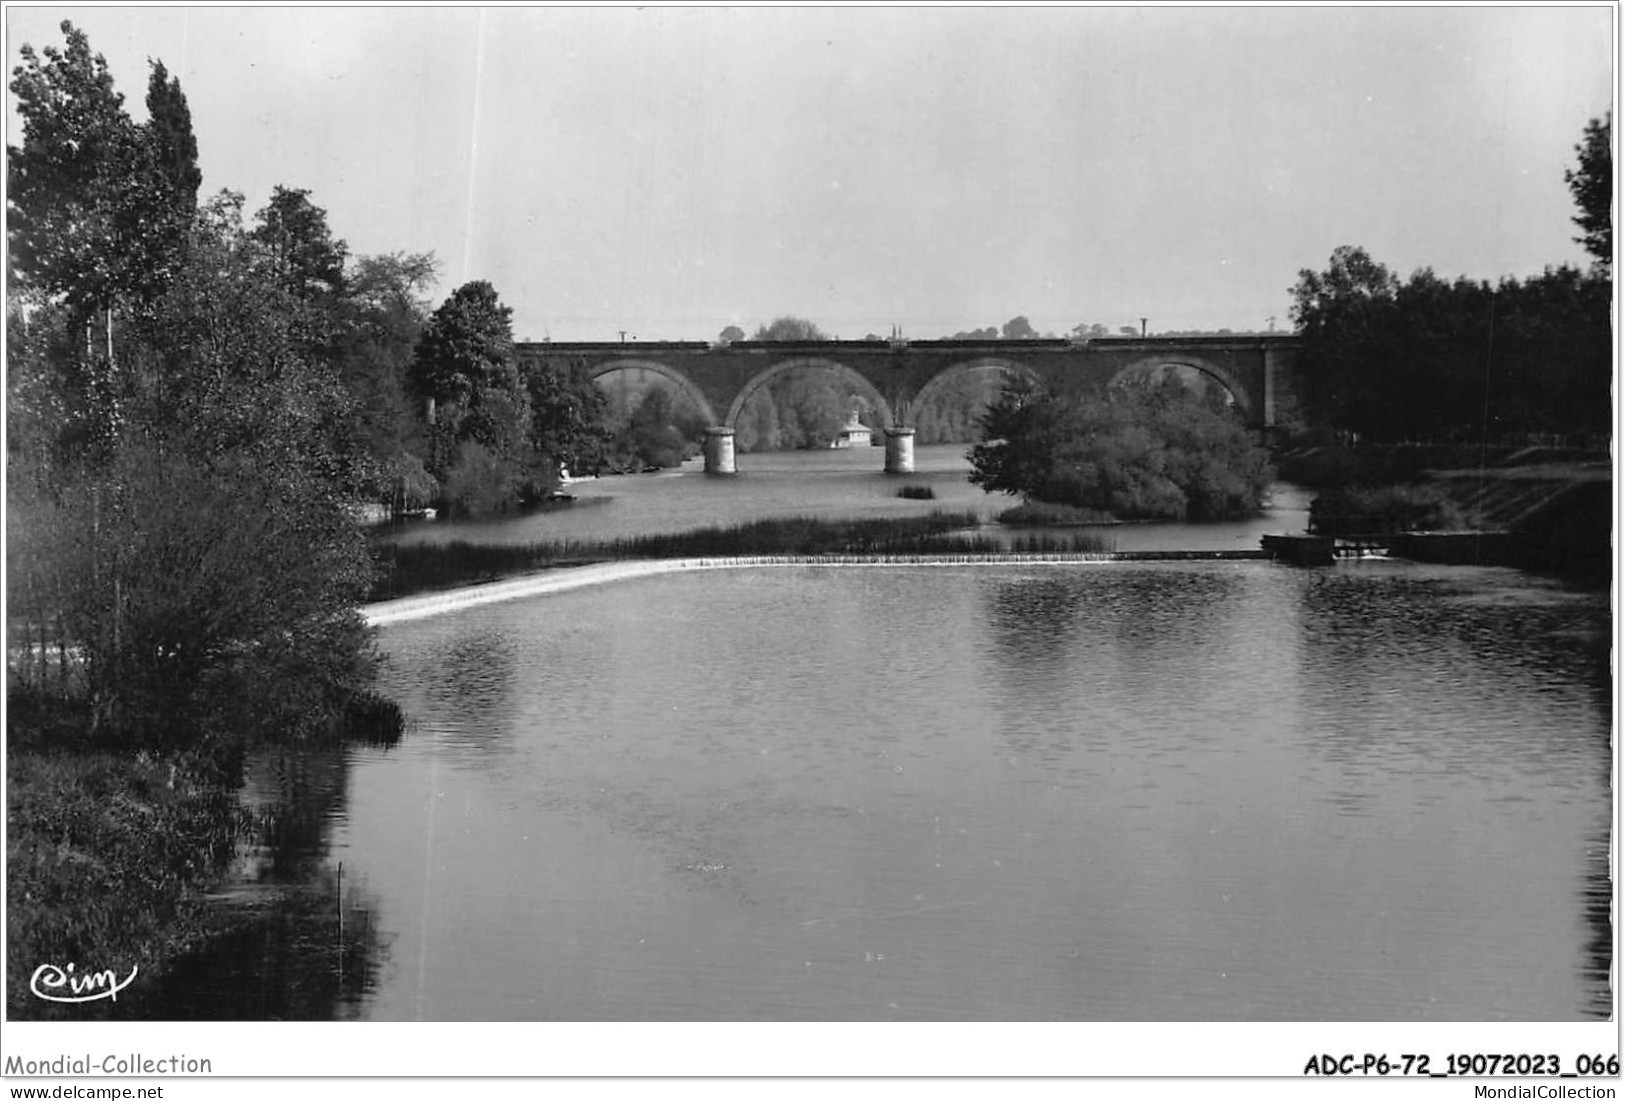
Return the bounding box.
[3,5,1615,343]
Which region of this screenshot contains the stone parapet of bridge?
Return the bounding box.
[519,334,1302,471]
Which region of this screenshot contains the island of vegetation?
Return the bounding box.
[967,374,1276,525]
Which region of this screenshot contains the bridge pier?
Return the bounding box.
[884,427,916,474]
[703,426,737,475]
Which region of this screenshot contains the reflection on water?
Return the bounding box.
[144,862,385,1021]
[1295,566,1610,786]
[151,444,1605,1020]
[297,560,1610,1021]
[138,744,390,1020]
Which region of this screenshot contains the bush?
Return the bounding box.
[970,377,1275,521]
[1309,484,1469,536]
[6,750,254,1018]
[896,484,936,500]
[440,442,522,516]
[341,691,406,747]
[9,440,382,751]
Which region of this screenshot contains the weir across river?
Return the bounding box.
[518,333,1303,474]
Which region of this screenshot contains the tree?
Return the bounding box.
[525,355,613,478]
[1565,112,1611,273]
[736,382,781,453]
[410,280,516,408]
[9,171,384,744]
[914,369,1005,444]
[332,251,441,503]
[1001,315,1037,339]
[967,376,1069,502]
[614,387,703,468]
[1289,245,1401,432]
[8,21,138,311]
[718,324,745,343]
[6,27,404,1015]
[1289,243,1610,442]
[251,185,347,302]
[121,59,202,310]
[734,365,854,452]
[409,280,532,510]
[753,315,828,341]
[8,21,199,343]
[773,371,851,448]
[7,22,214,495]
[969,378,1273,521]
[144,60,200,228]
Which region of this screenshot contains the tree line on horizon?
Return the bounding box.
[1288,112,1611,446]
[714,316,1277,343]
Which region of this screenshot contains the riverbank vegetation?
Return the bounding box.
[1280,112,1610,578]
[369,512,1118,601]
[5,20,1611,1016]
[8,31,389,749]
[5,749,252,1016]
[1292,115,1610,446]
[1307,484,1469,537]
[5,22,404,1016]
[372,512,980,598]
[995,500,1116,526]
[969,376,1275,522]
[1289,244,1611,446]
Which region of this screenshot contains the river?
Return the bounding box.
[378,442,1315,552]
[151,446,1613,1022]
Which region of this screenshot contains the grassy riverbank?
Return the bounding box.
[7,741,393,1020]
[6,683,402,1019]
[5,744,253,1017]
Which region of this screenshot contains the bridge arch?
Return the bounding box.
[724,357,895,431]
[909,357,1045,426]
[587,358,720,426]
[1109,355,1253,417]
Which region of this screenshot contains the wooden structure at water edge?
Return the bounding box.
[1261,530,1518,566]
[1260,533,1337,565]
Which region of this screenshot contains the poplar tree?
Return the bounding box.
[251,185,348,302]
[1565,111,1612,275]
[8,23,385,744]
[145,59,201,213]
[410,281,535,511]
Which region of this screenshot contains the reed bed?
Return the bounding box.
[371,511,1019,600]
[995,500,1117,526]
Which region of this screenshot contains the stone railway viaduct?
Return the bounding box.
[518,334,1302,474]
